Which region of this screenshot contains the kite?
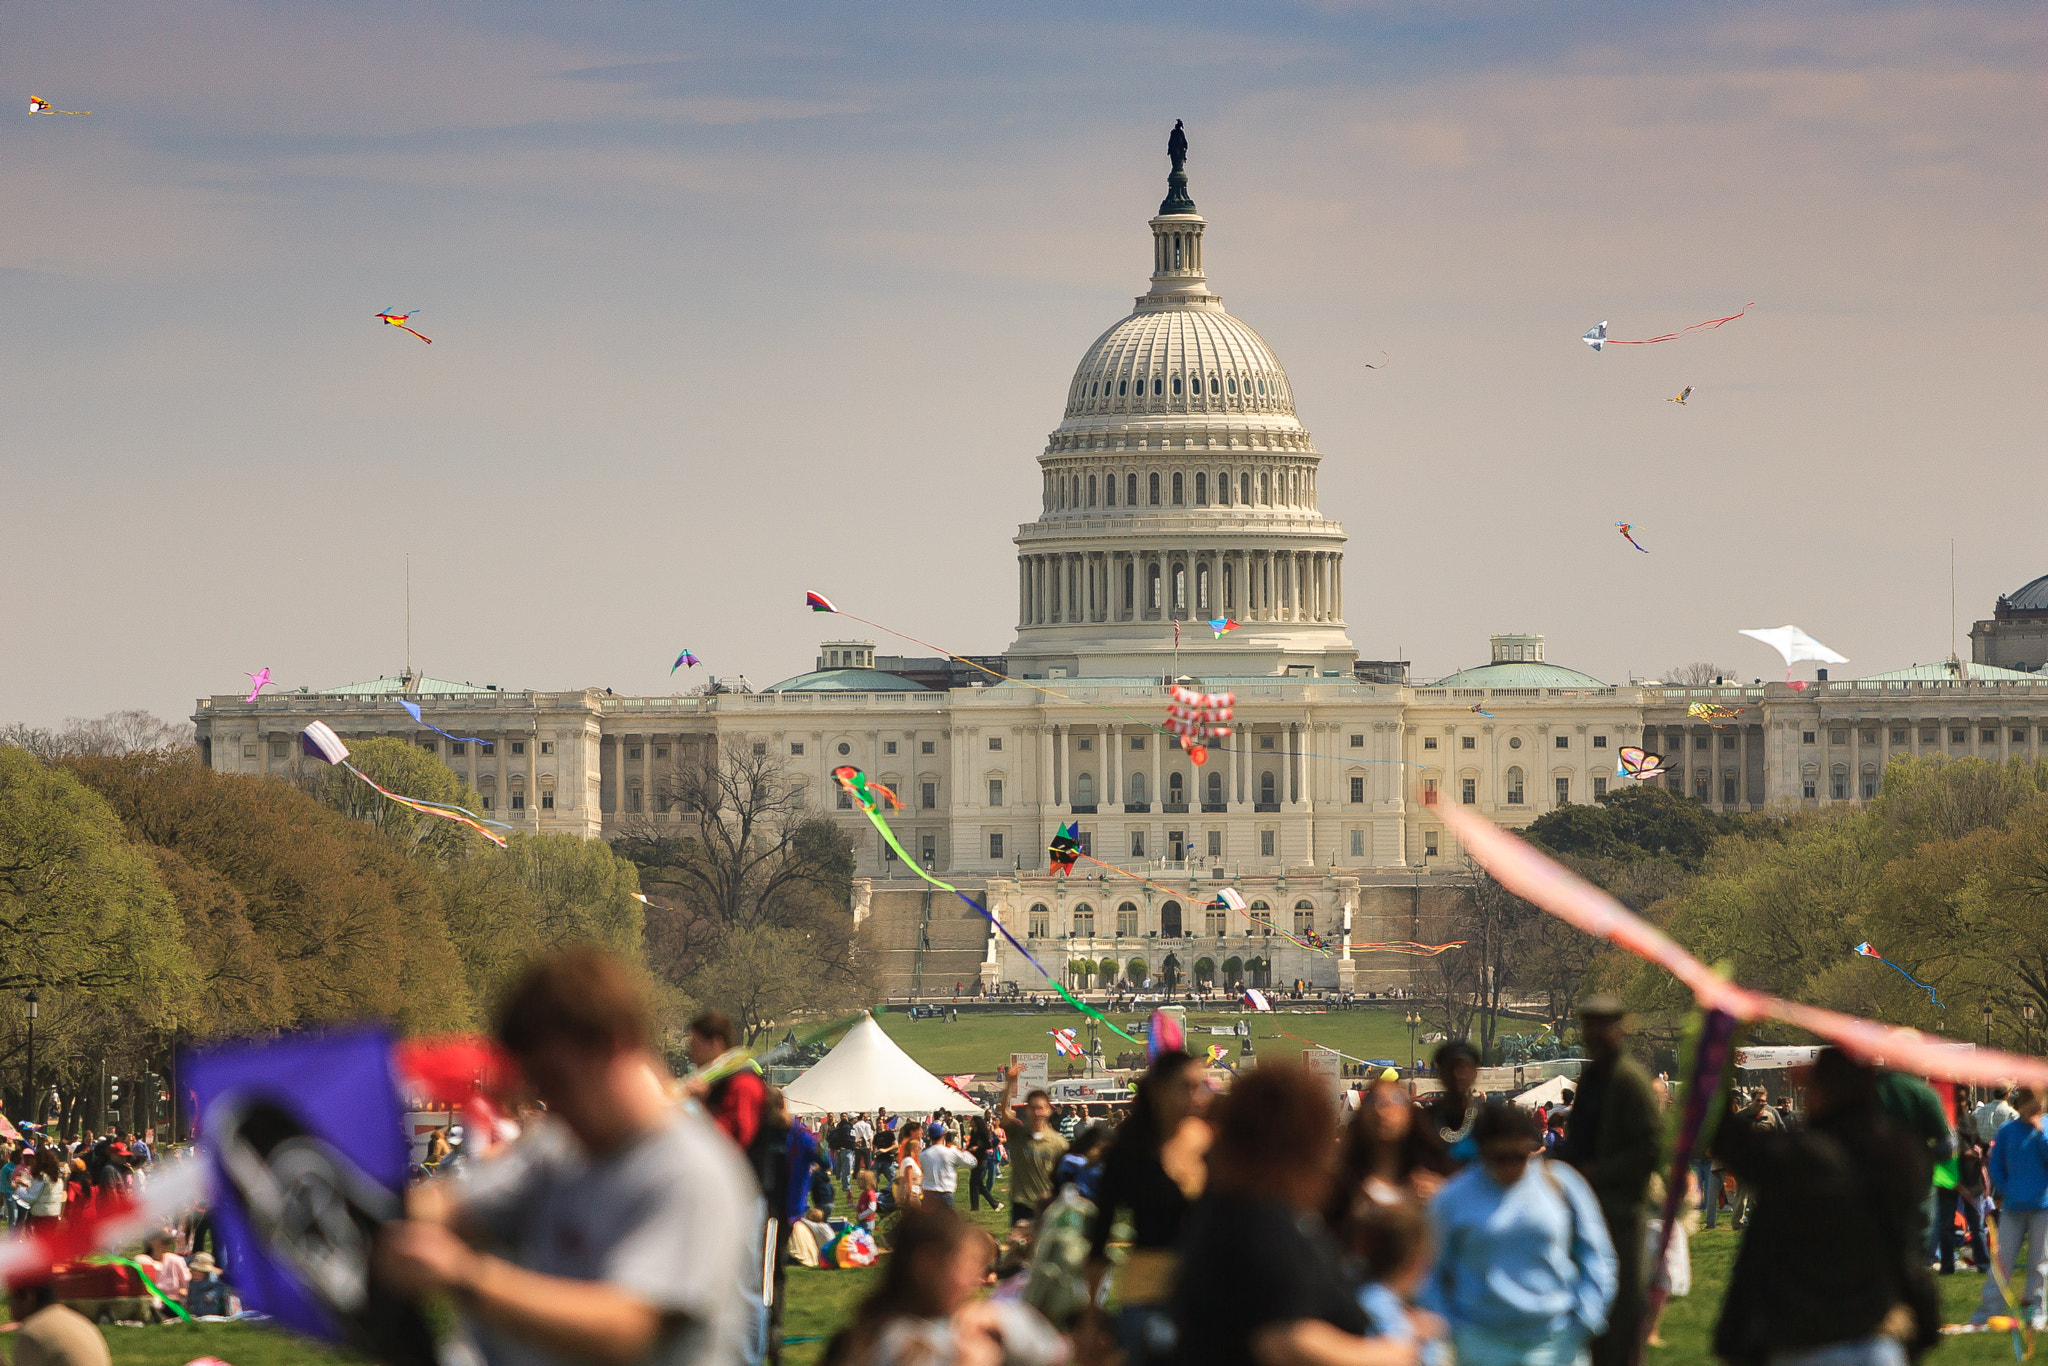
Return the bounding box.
[1615,522,1650,553]
[28,96,90,115]
[1047,822,1081,876]
[243,667,275,702]
[1212,887,1328,954]
[1363,351,1391,370]
[1687,702,1743,722]
[829,765,1139,1044]
[398,698,487,745]
[1206,1044,1233,1067]
[1616,746,1668,781]
[832,765,901,812]
[375,309,431,343]
[1146,1008,1185,1062]
[301,722,510,848]
[1668,387,1693,405]
[1050,1028,1082,1059]
[1740,625,1847,690]
[1242,988,1272,1013]
[1426,786,2048,1089]
[1163,684,1234,766]
[1582,303,1753,350]
[1350,940,1467,956]
[1208,618,1240,638]
[1468,704,1495,718]
[1853,941,1942,1009]
[805,590,837,612]
[671,649,701,673]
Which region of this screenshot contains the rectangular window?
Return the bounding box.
[1803,780,1817,799]
[1593,735,1608,749]
[1891,729,1907,744]
[1860,729,1877,744]
[628,789,642,813]
[919,834,936,864]
[1461,736,1476,750]
[1829,731,1846,746]
[511,742,526,756]
[655,746,668,759]
[539,741,552,755]
[1723,776,1737,804]
[989,833,1004,860]
[421,740,439,752]
[1921,728,1938,743]
[1951,728,1967,744]
[1078,738,1091,751]
[1201,830,1219,858]
[511,793,526,810]
[989,737,1003,751]
[1594,776,1609,798]
[1556,776,1570,805]
[270,741,288,758]
[753,741,767,756]
[1206,906,1227,935]
[921,782,937,809]
[1722,734,1737,749]
[1424,830,1439,857]
[1131,831,1146,858]
[449,742,466,756]
[1832,774,1847,799]
[481,742,496,755]
[541,791,554,809]
[1802,732,1816,745]
[987,779,1003,806]
[1350,829,1365,857]
[837,787,853,809]
[1982,729,1998,743]
[789,742,803,756]
[1350,776,1365,803]
[922,740,936,755]
[1132,735,1146,750]
[240,744,257,759]
[1259,735,1275,750]
[2017,730,2030,744]
[1423,736,1438,750]
[1260,830,1275,857]
[884,740,899,756]
[1350,734,1364,748]
[628,745,643,760]
[481,795,492,809]
[1422,777,1438,800]
[1461,778,1477,804]
[1696,735,1712,750]
[1555,735,1569,749]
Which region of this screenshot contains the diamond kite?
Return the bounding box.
[1583,303,1753,350]
[805,591,837,613]
[1854,941,1941,1009]
[1047,822,1081,876]
[1741,624,1848,689]
[1208,618,1240,638]
[375,309,431,343]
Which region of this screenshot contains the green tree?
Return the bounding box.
[504,832,645,959]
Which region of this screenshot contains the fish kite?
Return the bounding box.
[1739,625,1848,690]
[1050,1028,1083,1059]
[29,96,91,115]
[1688,702,1743,722]
[1615,522,1650,553]
[1163,684,1234,766]
[1468,704,1495,718]
[1208,618,1241,638]
[1583,303,1754,350]
[671,650,701,673]
[1047,822,1081,876]
[300,721,510,847]
[375,310,432,344]
[805,591,837,613]
[1853,942,1942,1009]
[1616,746,1668,781]
[1668,387,1693,405]
[398,699,488,746]
[243,667,275,702]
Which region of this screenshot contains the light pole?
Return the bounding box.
[1405,1009,1421,1073]
[1982,1001,1994,1050]
[23,990,36,1129]
[2026,1002,2038,1052]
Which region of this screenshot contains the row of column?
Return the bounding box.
[1034,718,1336,812]
[1763,713,2045,805]
[1018,548,1343,627]
[1643,724,1759,808]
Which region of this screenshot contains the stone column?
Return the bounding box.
[1052,724,1065,806]
[1109,724,1123,805]
[1850,720,1861,802]
[1151,728,1162,811]
[1227,729,1240,807]
[1040,724,1054,812]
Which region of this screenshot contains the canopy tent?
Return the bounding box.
[1512,1074,1576,1109]
[784,1013,984,1116]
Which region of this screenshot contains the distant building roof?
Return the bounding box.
[1430,661,1609,689]
[2001,573,2048,613]
[763,668,931,693]
[1858,659,2039,682]
[317,674,504,695]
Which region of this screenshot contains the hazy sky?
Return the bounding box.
[4,1,2043,729]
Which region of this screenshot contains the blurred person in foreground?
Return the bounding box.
[1712,1047,1939,1366]
[1426,1102,1614,1366]
[1418,1043,1482,1170]
[1971,1083,2048,1329]
[376,948,760,1366]
[1333,1072,1453,1218]
[1172,1062,1418,1366]
[5,1282,110,1366]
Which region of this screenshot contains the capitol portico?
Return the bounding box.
[191,130,2048,998]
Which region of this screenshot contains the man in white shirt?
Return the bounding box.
[916,1130,977,1210]
[851,1116,874,1175]
[1976,1087,2021,1144]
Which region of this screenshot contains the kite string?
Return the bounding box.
[847,797,1139,1044]
[1868,953,1942,1009]
[1604,302,1755,345]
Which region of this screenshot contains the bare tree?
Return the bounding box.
[1,710,193,758]
[1661,662,1735,686]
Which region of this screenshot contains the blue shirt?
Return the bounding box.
[1425,1156,1616,1348]
[1989,1116,2048,1211]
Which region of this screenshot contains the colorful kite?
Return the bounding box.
[1243,988,1272,1013]
[1740,625,1847,690]
[1047,822,1081,875]
[1208,618,1241,638]
[1146,1008,1185,1062]
[28,96,90,115]
[1583,303,1753,351]
[1212,887,1328,955]
[243,667,275,702]
[398,698,487,746]
[1668,387,1693,405]
[1468,704,1495,718]
[805,590,837,613]
[1853,941,1942,1009]
[301,722,510,848]
[1615,522,1650,553]
[374,309,431,343]
[1688,702,1743,723]
[1351,940,1468,956]
[1164,684,1233,766]
[1616,746,1668,781]
[672,649,701,673]
[1050,1028,1083,1059]
[1206,1044,1232,1067]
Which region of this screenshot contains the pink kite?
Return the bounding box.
[244,667,275,701]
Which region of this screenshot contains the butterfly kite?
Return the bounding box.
[300,721,510,847]
[1616,746,1668,781]
[672,650,700,673]
[1668,387,1693,405]
[1583,303,1753,350]
[1740,625,1847,690]
[375,310,431,343]
[29,96,90,115]
[1853,942,1941,1009]
[1615,522,1649,553]
[244,667,275,702]
[399,699,487,746]
[1468,704,1495,718]
[1047,822,1081,876]
[1687,702,1743,723]
[1163,685,1234,766]
[1208,618,1240,638]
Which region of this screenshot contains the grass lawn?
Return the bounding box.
[77,1216,2030,1366]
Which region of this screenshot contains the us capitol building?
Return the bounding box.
[194,132,2048,996]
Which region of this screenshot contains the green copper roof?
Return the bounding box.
[763,668,931,693]
[318,675,505,695]
[1430,661,1608,689]
[1858,660,2040,682]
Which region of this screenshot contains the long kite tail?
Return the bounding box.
[1644,1006,1739,1339]
[850,802,1138,1043]
[1601,301,1755,346]
[341,761,510,847]
[397,323,432,343]
[1870,954,1943,1009]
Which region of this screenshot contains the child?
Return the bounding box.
[822,1207,1063,1366]
[1351,1196,1448,1366]
[854,1171,880,1232]
[185,1252,234,1318]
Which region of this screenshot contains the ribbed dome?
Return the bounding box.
[1062,307,1295,421]
[2007,573,2048,611]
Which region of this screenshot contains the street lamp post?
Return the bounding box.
[2026,1002,2038,1052]
[1405,1010,1421,1073]
[23,990,36,1129]
[1982,1001,1994,1050]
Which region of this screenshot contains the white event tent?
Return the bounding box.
[1512,1074,1576,1109]
[783,1013,983,1117]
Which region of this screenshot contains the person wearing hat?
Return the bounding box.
[1554,996,1660,1366]
[184,1252,233,1318]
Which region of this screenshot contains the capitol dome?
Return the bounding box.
[1007,126,1356,681]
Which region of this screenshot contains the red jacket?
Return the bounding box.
[709,1068,767,1152]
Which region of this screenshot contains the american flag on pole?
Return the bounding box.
[1050,1028,1082,1058]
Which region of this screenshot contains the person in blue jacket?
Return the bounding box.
[1974,1084,2048,1329]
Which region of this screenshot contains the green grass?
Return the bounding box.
[75,1216,2032,1366]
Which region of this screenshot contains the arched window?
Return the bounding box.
[1090,381,1098,396]
[1227,375,1237,394]
[1258,378,1267,395]
[1153,376,1162,396]
[1218,472,1230,506]
[1206,770,1224,805]
[1223,560,1234,611]
[1161,901,1182,937]
[1088,474,1096,506]
[1130,771,1147,804]
[1172,472,1184,504]
[1117,901,1139,935]
[1168,771,1184,804]
[1104,474,1115,507]
[1147,562,1161,610]
[1241,473,1251,504]
[1172,374,1183,396]
[1173,564,1187,615]
[1209,375,1220,394]
[1196,562,1210,614]
[1075,772,1094,805]
[1506,766,1525,804]
[1028,903,1050,938]
[1195,472,1207,504]
[1173,234,1182,269]
[1260,771,1276,804]
[1261,471,1270,503]
[1293,900,1315,936]
[1249,900,1273,935]
[1123,561,1135,611]
[1118,378,1127,396]
[1071,475,1080,507]
[1057,479,1065,509]
[1128,473,1139,505]
[1073,903,1095,937]
[1149,472,1161,505]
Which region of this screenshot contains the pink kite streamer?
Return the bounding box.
[1429,794,2048,1087]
